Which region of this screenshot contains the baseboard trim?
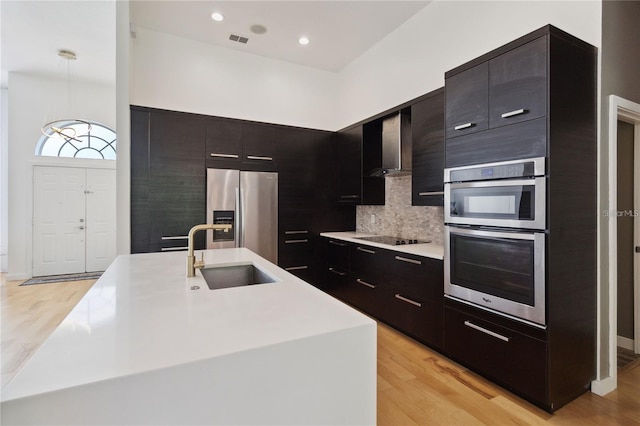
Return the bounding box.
[617,335,634,351]
[591,375,617,396]
[6,273,30,281]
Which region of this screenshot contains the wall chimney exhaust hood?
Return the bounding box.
[371,112,412,177]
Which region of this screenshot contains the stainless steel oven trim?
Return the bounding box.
[444,226,546,327]
[444,176,546,229]
[443,156,546,183]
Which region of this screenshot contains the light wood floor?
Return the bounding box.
[2,273,639,424]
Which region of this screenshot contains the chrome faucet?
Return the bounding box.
[187,223,233,277]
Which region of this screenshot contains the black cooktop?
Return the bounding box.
[356,235,430,246]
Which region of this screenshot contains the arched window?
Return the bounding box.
[36,119,116,160]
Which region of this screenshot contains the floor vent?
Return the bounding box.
[229,34,249,44]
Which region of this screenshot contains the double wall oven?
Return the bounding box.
[444,157,547,327]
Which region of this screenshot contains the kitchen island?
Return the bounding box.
[1,249,377,425]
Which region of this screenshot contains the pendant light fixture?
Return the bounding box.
[41,49,92,139]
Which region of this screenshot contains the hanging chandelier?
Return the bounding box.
[41,49,92,139]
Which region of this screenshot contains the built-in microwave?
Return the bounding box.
[444,157,546,230]
[444,225,546,327]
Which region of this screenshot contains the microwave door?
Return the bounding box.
[445,177,546,229]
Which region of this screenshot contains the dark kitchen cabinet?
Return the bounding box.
[445,26,593,169]
[277,127,322,281]
[334,125,384,206]
[321,237,444,350]
[442,25,598,413]
[334,127,363,204]
[242,122,277,170]
[444,299,547,406]
[445,62,488,139]
[488,35,547,129]
[322,238,350,297]
[205,117,242,168]
[206,118,277,171]
[130,107,206,253]
[411,88,445,206]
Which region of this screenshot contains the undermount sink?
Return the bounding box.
[199,263,277,290]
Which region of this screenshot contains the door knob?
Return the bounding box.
[636,246,640,253]
[79,218,85,222]
[79,226,85,230]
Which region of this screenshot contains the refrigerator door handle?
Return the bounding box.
[235,187,242,248]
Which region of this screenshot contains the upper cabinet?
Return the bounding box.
[488,36,547,129]
[334,125,384,206]
[412,88,445,206]
[445,63,488,139]
[444,26,593,168]
[206,118,277,171]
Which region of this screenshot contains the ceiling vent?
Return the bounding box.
[229,34,249,44]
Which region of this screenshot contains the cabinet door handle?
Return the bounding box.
[329,240,347,247]
[454,122,473,130]
[161,247,188,252]
[464,320,510,342]
[419,191,444,196]
[394,294,422,308]
[356,247,376,254]
[161,236,188,240]
[285,230,308,235]
[285,266,308,271]
[501,108,527,118]
[285,239,308,244]
[395,255,421,265]
[329,267,347,276]
[246,155,273,161]
[210,153,239,159]
[356,278,376,289]
[339,195,360,199]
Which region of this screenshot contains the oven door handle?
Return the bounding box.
[447,177,544,189]
[446,225,541,241]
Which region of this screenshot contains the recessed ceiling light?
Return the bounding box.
[211,12,224,22]
[299,36,310,46]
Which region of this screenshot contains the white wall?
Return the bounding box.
[116,0,130,256]
[336,0,602,129]
[1,88,8,272]
[7,73,115,279]
[130,27,339,131]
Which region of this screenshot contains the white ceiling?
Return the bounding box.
[1,1,116,88]
[1,1,430,89]
[130,1,430,72]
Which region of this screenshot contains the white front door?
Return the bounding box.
[85,168,116,272]
[33,166,116,276]
[33,166,86,276]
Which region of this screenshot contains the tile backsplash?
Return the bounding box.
[356,176,444,246]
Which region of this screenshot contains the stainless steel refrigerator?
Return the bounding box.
[206,168,278,264]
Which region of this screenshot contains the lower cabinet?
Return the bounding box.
[321,237,444,350]
[444,298,547,406]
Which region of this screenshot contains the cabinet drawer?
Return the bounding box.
[388,253,442,300]
[326,239,349,269]
[350,244,385,276]
[386,294,443,349]
[444,304,546,403]
[324,265,350,300]
[344,275,384,318]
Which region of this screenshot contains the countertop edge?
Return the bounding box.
[320,232,444,260]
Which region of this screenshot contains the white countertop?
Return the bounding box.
[2,248,375,402]
[320,231,445,260]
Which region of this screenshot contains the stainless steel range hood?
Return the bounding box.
[372,112,412,177]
